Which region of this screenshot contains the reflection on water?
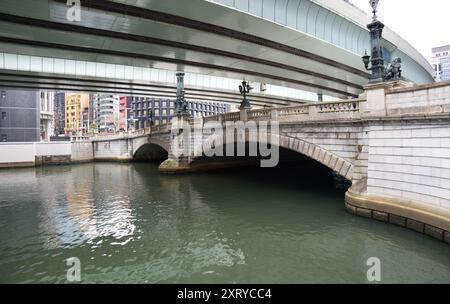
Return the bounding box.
[0,162,449,283]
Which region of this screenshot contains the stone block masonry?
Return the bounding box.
[367,120,450,211]
[345,193,450,245]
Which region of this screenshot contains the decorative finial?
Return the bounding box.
[369,0,379,21]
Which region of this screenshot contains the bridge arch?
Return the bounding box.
[197,132,354,181]
[133,138,169,161]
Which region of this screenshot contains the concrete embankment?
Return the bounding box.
[0,142,93,168]
[345,180,450,245]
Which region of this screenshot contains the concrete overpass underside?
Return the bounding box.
[0,0,434,100]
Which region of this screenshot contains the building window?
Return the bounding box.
[1,134,6,142]
[1,112,6,120]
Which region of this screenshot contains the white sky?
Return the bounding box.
[349,0,450,62]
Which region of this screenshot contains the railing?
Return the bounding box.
[91,125,171,141]
[151,124,170,133]
[203,99,364,125]
[222,112,241,122]
[90,100,365,142]
[247,109,271,121]
[203,114,220,123]
[70,136,91,142]
[278,104,309,118]
[317,100,360,113]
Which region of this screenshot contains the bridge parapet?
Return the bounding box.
[317,100,360,113]
[222,111,241,122]
[247,108,271,121]
[385,80,450,117]
[202,99,365,125]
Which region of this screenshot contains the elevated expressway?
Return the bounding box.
[0,0,434,102]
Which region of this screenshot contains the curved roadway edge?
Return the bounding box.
[208,0,433,83]
[345,179,450,245]
[313,0,433,75]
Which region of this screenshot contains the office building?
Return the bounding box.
[65,93,89,136]
[431,45,450,82]
[129,96,230,130]
[39,91,54,141]
[54,92,65,135]
[0,88,40,142]
[95,94,120,133]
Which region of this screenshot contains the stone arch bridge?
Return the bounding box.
[91,81,450,244]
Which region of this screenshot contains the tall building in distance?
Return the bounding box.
[96,94,120,133]
[86,94,98,134]
[81,95,97,135]
[39,91,54,141]
[65,93,89,136]
[431,45,450,82]
[54,92,65,136]
[0,88,40,142]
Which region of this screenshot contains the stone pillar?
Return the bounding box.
[240,108,248,122]
[270,109,278,121]
[362,80,414,117]
[175,72,189,116]
[361,82,389,117]
[308,104,318,119]
[159,114,193,173]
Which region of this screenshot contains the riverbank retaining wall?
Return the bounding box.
[0,141,93,167]
[346,81,450,244]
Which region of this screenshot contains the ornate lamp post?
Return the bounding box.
[238,79,252,109]
[149,109,154,126]
[362,0,402,83]
[175,72,189,116]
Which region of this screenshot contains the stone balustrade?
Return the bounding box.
[203,114,220,123]
[247,108,271,121]
[317,100,360,113]
[202,99,364,125]
[277,104,309,118]
[221,111,241,122]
